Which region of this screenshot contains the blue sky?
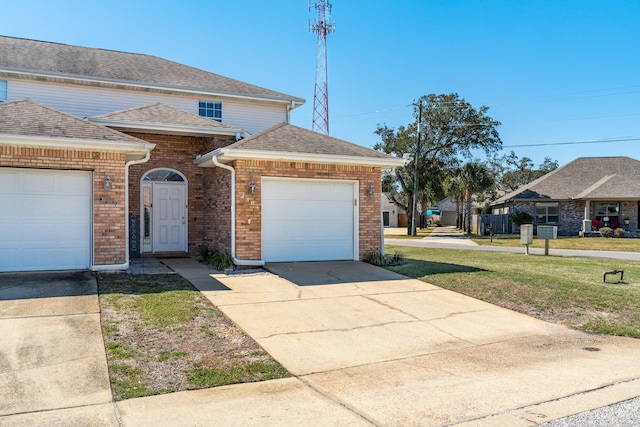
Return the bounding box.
[4,1,640,166]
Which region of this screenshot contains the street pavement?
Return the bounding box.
[385,226,640,261]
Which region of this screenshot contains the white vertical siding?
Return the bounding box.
[7,78,291,134]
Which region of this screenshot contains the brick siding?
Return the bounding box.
[230,159,382,260]
[510,199,639,235]
[124,132,236,254]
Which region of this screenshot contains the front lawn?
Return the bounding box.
[472,234,640,252]
[98,274,289,400]
[385,245,640,338]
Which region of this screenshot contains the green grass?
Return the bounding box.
[472,234,640,252]
[108,363,169,400]
[186,362,290,388]
[132,290,202,328]
[385,245,640,337]
[106,342,141,359]
[99,274,290,401]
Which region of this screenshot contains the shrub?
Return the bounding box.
[599,227,613,238]
[509,211,533,226]
[614,228,626,238]
[204,250,234,271]
[363,251,405,266]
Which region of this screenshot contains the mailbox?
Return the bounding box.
[537,226,557,240]
[520,224,533,245]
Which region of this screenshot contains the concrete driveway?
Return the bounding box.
[157,259,640,426]
[0,271,116,426]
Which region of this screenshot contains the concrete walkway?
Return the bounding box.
[0,271,116,426]
[386,226,640,261]
[142,258,640,426]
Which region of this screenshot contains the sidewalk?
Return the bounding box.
[386,226,640,261]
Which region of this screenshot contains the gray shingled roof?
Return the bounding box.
[225,123,396,160]
[0,98,147,143]
[0,35,304,104]
[91,102,242,133]
[493,156,640,203]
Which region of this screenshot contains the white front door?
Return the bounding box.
[152,183,187,252]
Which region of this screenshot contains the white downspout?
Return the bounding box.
[91,151,152,272]
[211,155,265,267]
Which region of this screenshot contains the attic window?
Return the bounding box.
[0,80,7,101]
[198,100,222,122]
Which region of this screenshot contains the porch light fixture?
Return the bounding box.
[103,175,113,190]
[366,184,374,197]
[248,180,256,194]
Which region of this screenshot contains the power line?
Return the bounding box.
[504,137,640,148]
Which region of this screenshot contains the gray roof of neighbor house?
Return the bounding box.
[492,156,640,204]
[195,123,405,167]
[0,35,305,105]
[90,102,243,136]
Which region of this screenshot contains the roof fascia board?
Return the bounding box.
[0,133,155,154]
[89,118,242,136]
[0,67,306,107]
[195,148,405,168]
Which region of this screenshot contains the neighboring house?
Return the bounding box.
[433,197,458,226]
[381,193,406,227]
[491,156,640,235]
[433,197,485,226]
[0,35,403,272]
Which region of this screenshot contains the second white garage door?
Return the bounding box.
[0,168,92,272]
[262,179,357,262]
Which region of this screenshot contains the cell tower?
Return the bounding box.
[309,0,335,135]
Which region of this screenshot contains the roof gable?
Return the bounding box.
[226,123,395,159]
[90,102,242,135]
[0,35,304,104]
[0,98,146,143]
[493,156,640,203]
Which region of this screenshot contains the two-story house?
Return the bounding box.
[0,35,403,272]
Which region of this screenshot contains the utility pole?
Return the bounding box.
[411,100,423,236]
[309,0,335,135]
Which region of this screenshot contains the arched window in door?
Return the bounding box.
[143,169,185,182]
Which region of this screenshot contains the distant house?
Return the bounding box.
[432,197,485,226]
[491,157,640,235]
[381,193,406,227]
[0,35,403,272]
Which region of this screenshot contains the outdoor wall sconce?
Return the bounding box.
[248,180,256,194]
[366,184,374,197]
[103,175,113,190]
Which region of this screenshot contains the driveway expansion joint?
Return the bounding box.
[295,376,379,426]
[0,401,114,419]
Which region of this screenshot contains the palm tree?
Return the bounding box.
[460,162,494,233]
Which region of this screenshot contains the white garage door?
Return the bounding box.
[262,179,357,262]
[0,168,92,272]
